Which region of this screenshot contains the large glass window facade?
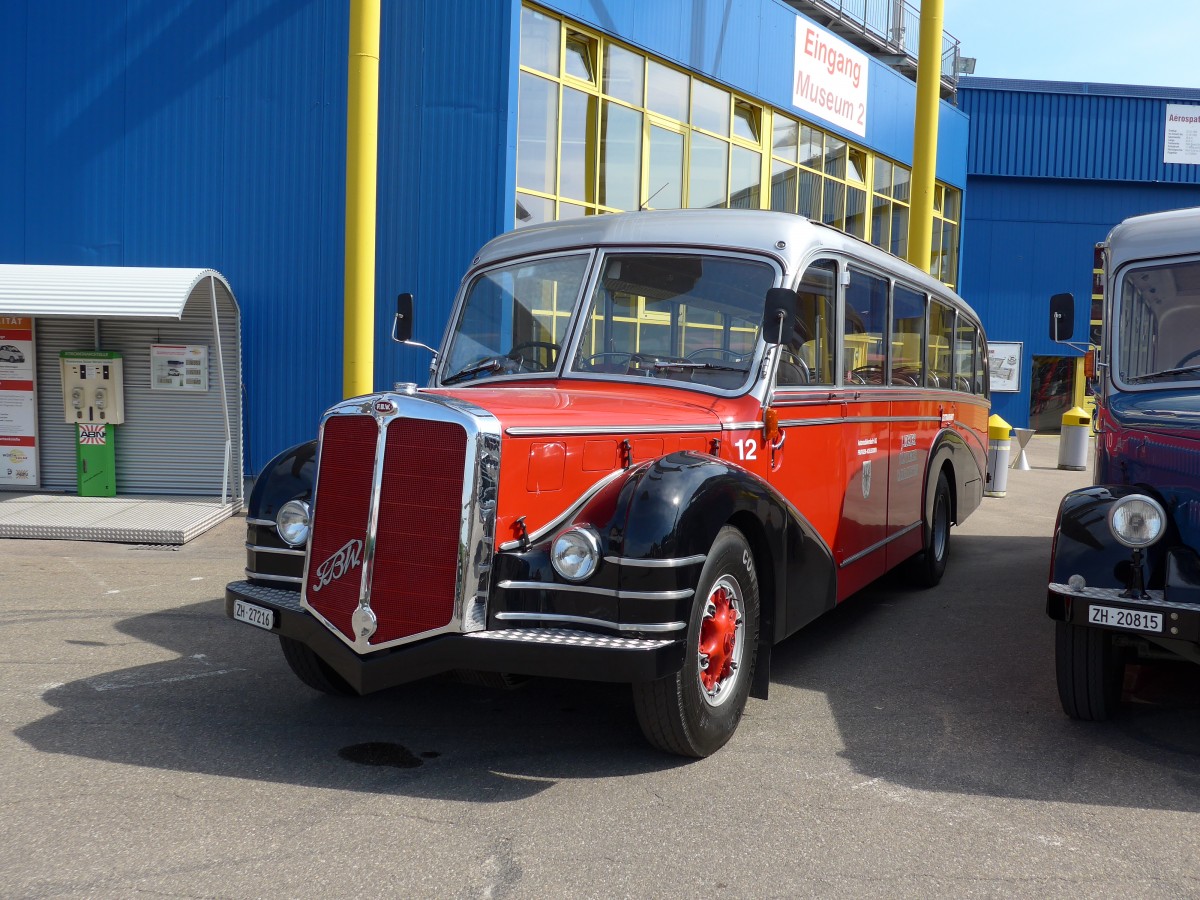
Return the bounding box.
[516,4,962,287]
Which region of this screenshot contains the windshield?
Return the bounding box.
[1115,258,1200,386]
[569,253,775,390]
[441,254,590,384]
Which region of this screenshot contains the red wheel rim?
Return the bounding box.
[697,574,744,707]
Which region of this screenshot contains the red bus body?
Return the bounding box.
[227,210,988,756]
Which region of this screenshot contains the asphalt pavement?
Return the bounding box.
[2,434,1199,898]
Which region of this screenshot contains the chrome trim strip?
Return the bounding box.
[776,415,945,428]
[1048,583,1173,607]
[244,570,303,585]
[498,579,694,602]
[245,542,306,557]
[246,516,276,527]
[494,611,687,633]
[505,423,715,437]
[839,521,922,568]
[722,421,763,431]
[603,554,707,568]
[498,466,635,551]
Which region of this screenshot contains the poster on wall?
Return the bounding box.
[793,18,869,137]
[150,344,209,392]
[0,316,39,489]
[1164,103,1200,165]
[988,341,1022,393]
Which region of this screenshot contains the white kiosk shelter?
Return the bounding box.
[0,265,242,543]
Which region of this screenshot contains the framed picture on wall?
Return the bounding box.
[988,341,1022,393]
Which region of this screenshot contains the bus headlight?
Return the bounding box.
[1108,494,1166,549]
[551,526,601,582]
[277,499,312,547]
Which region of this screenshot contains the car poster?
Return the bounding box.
[150,344,209,392]
[0,316,39,489]
[988,341,1022,393]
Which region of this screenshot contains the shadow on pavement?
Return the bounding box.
[16,529,1200,808]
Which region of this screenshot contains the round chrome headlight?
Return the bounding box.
[1108,494,1166,549]
[551,526,601,582]
[276,499,312,547]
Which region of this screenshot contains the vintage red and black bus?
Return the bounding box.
[1048,206,1200,719]
[227,209,989,756]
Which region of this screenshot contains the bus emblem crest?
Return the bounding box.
[862,459,872,499]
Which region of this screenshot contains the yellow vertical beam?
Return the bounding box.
[906,0,943,274]
[343,0,381,398]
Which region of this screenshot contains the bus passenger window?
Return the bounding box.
[845,268,888,384]
[891,284,925,386]
[928,300,954,389]
[974,330,988,396]
[777,259,836,387]
[954,318,975,392]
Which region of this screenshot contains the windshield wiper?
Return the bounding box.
[650,361,748,374]
[1126,364,1200,383]
[442,357,507,385]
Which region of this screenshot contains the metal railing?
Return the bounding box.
[788,0,962,87]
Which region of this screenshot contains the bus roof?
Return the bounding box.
[1106,206,1200,271]
[473,209,979,323]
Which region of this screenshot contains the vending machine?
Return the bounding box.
[60,350,125,496]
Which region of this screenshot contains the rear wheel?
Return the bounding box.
[633,526,760,757]
[1056,621,1123,720]
[907,471,952,588]
[279,635,358,696]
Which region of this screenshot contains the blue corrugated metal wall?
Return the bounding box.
[2,0,957,473]
[959,78,1200,428]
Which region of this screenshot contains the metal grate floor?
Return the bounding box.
[0,492,240,545]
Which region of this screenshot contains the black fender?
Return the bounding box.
[1048,484,1182,600]
[492,451,836,648]
[926,427,983,530]
[247,440,317,520]
[618,451,836,647]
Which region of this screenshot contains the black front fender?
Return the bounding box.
[619,452,836,644]
[247,440,318,520]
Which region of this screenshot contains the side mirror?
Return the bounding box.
[1049,292,1074,342]
[762,288,799,345]
[393,293,414,344]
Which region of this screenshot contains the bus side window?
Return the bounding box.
[974,329,988,396]
[928,300,954,389]
[891,283,926,386]
[777,259,836,387]
[845,267,889,384]
[954,316,975,392]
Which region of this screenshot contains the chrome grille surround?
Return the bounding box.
[300,391,501,654]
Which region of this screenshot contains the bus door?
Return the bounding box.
[838,266,891,598]
[884,282,931,569]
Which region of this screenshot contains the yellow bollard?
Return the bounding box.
[986,414,1012,497]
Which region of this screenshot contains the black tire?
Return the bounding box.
[907,471,952,588]
[1056,621,1123,720]
[279,635,358,696]
[632,526,760,758]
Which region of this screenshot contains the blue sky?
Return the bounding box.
[943,0,1199,90]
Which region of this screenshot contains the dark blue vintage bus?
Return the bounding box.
[1048,206,1200,718]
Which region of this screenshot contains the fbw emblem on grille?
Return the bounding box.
[311,539,363,593]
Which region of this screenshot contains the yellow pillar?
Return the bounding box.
[906,0,944,275]
[343,0,381,399]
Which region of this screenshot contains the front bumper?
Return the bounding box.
[1047,582,1200,644]
[226,580,686,694]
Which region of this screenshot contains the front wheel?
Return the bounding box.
[279,635,358,696]
[633,526,760,757]
[1056,621,1123,720]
